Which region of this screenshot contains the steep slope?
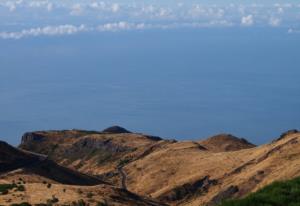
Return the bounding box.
[0,140,167,206]
[0,140,103,186]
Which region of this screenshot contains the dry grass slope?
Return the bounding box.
[16,127,300,206]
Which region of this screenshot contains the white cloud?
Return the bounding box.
[111,3,120,13]
[277,7,284,14]
[97,22,148,31]
[288,28,300,34]
[241,15,254,26]
[0,20,236,40]
[0,24,87,39]
[89,2,105,10]
[5,2,16,12]
[70,3,83,16]
[269,17,281,27]
[47,3,53,12]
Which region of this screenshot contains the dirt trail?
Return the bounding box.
[118,166,127,190]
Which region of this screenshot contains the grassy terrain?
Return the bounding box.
[220,176,300,206]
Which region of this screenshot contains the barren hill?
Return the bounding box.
[0,140,167,206]
[19,127,170,186]
[198,133,255,152]
[18,127,300,206]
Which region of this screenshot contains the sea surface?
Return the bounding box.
[1,28,300,145]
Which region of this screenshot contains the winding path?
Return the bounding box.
[118,166,127,190]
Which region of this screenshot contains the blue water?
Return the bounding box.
[1,28,300,145]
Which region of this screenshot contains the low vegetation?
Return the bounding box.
[0,184,17,195]
[220,176,300,206]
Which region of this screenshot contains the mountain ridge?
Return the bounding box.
[2,126,300,205]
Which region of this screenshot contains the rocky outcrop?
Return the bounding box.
[273,129,299,142]
[158,176,217,202]
[21,132,46,145]
[102,126,131,134]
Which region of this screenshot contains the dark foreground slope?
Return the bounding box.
[0,140,167,206]
[0,140,103,185]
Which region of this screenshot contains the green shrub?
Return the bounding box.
[219,176,300,206]
[47,183,52,189]
[71,199,88,206]
[118,158,130,167]
[97,202,108,206]
[86,192,93,198]
[0,184,17,194]
[17,185,25,192]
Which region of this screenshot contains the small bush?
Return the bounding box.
[71,199,88,206]
[86,192,93,198]
[1,190,8,195]
[97,202,108,206]
[47,183,52,189]
[118,158,130,167]
[46,195,59,205]
[17,185,25,192]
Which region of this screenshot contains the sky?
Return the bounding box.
[0,0,300,145]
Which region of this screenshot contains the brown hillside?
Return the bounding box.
[198,134,255,152]
[0,140,167,206]
[19,127,170,186]
[18,128,300,206]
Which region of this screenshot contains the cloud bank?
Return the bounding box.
[0,24,86,39]
[0,1,300,39]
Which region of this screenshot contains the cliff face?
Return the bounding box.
[21,132,46,145]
